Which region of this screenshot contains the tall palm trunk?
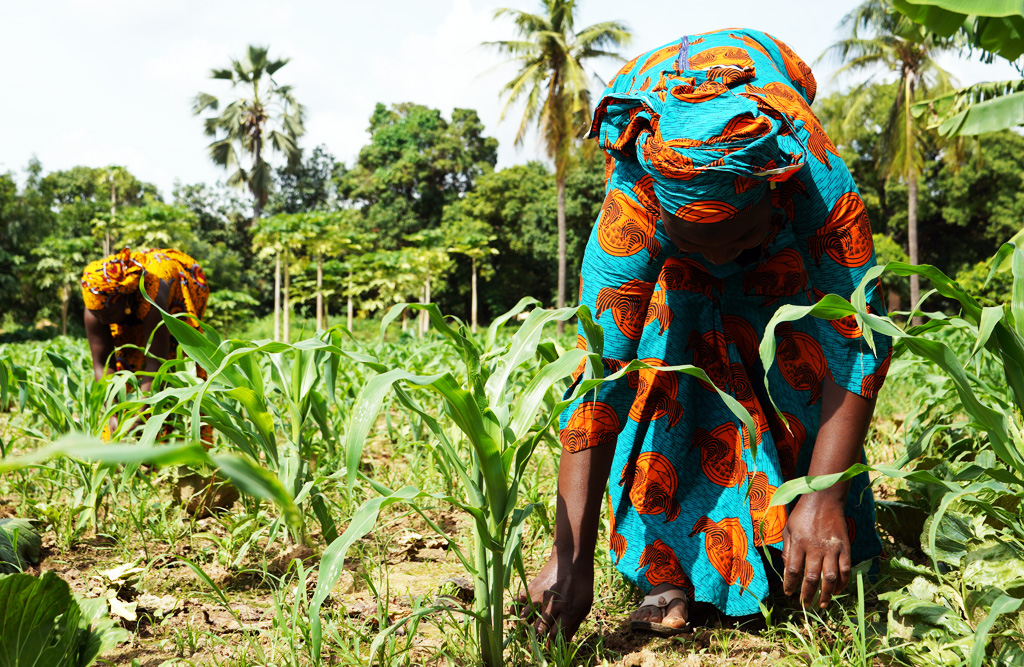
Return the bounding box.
[907,173,920,325]
[471,256,479,333]
[61,284,70,336]
[106,173,116,256]
[420,278,432,336]
[556,174,567,334]
[283,249,291,344]
[273,252,281,341]
[252,124,265,225]
[905,71,922,326]
[347,268,354,332]
[316,253,324,330]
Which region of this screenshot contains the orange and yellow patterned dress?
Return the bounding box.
[81,248,209,373]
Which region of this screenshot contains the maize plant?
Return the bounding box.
[308,298,755,667]
[120,305,362,542]
[765,244,1024,665]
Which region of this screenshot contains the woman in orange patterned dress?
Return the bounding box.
[522,28,890,639]
[81,248,210,434]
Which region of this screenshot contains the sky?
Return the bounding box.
[1,0,1020,199]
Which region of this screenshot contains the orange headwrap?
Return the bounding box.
[80,248,145,311]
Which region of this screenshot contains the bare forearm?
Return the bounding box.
[84,311,114,382]
[553,441,616,562]
[802,377,876,508]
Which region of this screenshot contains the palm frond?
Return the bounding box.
[483,39,541,58]
[266,57,290,77]
[493,8,550,34]
[192,92,219,115]
[574,20,632,51]
[208,139,239,168]
[514,81,544,148]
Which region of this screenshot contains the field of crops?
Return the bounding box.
[2,256,1024,667]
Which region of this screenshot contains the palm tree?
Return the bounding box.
[821,0,955,324]
[194,45,305,225]
[487,0,630,332]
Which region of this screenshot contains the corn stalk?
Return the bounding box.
[307,298,755,666]
[764,244,1024,665]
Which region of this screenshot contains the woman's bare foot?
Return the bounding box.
[629,583,689,633]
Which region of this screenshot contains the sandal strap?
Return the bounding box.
[639,588,688,609]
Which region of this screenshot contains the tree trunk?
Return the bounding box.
[905,70,922,327]
[420,279,432,336]
[347,268,354,332]
[273,251,281,342]
[252,128,264,227]
[471,256,478,334]
[888,287,901,316]
[106,171,116,256]
[556,174,567,334]
[283,250,291,344]
[61,284,70,336]
[908,173,920,326]
[316,253,323,331]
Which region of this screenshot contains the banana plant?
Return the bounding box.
[308,298,755,667]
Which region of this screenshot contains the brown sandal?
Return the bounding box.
[629,589,690,636]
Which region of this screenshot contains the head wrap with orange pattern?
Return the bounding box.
[590,44,806,223]
[80,248,146,311]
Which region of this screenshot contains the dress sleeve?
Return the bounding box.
[559,161,672,452]
[783,155,892,399]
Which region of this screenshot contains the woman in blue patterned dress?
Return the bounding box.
[522,28,891,637]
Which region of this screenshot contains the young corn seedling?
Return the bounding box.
[308,298,755,667]
[764,244,1024,665]
[115,305,354,544]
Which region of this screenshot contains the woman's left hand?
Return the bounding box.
[781,492,851,608]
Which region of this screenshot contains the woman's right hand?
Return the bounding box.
[521,440,615,641]
[519,546,595,640]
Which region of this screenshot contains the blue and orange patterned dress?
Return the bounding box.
[559,29,891,616]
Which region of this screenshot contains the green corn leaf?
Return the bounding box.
[972,306,1006,360]
[552,358,757,462]
[1012,245,1024,340]
[0,434,301,532]
[770,463,962,507]
[210,453,302,530]
[508,348,590,441]
[767,280,1024,476]
[485,305,583,409]
[224,387,277,460]
[970,594,1023,667]
[485,297,540,351]
[0,436,209,472]
[309,485,430,663]
[0,357,10,411]
[344,368,446,492]
[381,302,463,347]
